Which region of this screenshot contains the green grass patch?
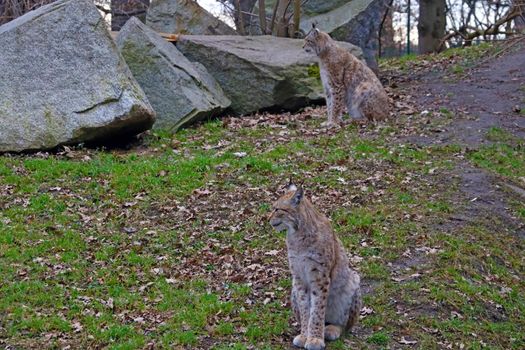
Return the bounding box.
[1,111,523,349]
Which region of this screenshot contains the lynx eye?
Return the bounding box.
[275,207,292,215]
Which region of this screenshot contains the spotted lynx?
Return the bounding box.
[303,25,390,125]
[269,184,362,350]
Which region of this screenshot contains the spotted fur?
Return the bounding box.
[303,26,390,125]
[269,184,362,350]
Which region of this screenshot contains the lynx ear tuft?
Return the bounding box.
[312,23,316,29]
[290,187,303,207]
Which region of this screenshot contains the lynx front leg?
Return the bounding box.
[331,88,346,124]
[322,88,337,127]
[305,280,330,350]
[292,280,310,348]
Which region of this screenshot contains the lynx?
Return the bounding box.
[269,183,362,350]
[303,25,390,125]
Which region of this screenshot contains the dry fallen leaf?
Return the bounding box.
[399,336,418,345]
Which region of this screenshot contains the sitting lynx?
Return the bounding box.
[269,183,362,350]
[303,25,390,125]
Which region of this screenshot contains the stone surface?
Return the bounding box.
[116,17,230,131]
[176,35,362,115]
[146,0,237,35]
[264,0,349,17]
[300,0,390,71]
[0,0,155,152]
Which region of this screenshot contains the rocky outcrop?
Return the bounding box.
[116,17,230,131]
[146,0,237,35]
[0,0,155,152]
[301,0,350,16]
[176,35,362,115]
[300,0,390,71]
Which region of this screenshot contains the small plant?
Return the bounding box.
[452,64,465,74]
[367,331,390,345]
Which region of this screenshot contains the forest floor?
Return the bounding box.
[0,38,524,350]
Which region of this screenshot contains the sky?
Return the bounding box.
[197,0,235,25]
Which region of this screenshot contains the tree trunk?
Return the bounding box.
[274,0,292,37]
[1,0,56,25]
[514,0,525,33]
[111,0,150,31]
[379,1,395,57]
[418,0,446,53]
[292,0,300,37]
[258,0,267,34]
[232,0,258,35]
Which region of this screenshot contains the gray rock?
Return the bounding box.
[300,0,390,71]
[146,0,237,35]
[264,0,350,17]
[116,17,231,131]
[302,0,351,16]
[176,35,362,115]
[0,0,155,153]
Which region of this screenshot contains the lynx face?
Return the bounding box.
[269,185,303,233]
[303,28,330,55]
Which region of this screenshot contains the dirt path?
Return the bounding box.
[410,40,525,146]
[399,41,525,235]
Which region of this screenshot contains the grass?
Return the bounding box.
[0,110,525,349]
[1,99,524,348]
[470,128,525,181]
[379,41,497,74]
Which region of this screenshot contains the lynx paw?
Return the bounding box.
[324,324,342,341]
[320,121,339,129]
[305,337,325,350]
[293,334,307,348]
[349,118,368,126]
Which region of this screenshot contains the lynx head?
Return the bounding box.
[303,23,332,55]
[269,182,304,233]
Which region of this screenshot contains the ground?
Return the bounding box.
[0,38,524,349]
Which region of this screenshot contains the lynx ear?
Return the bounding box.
[286,177,297,192]
[312,22,320,36]
[290,187,303,207]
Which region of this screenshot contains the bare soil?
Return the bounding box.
[399,40,525,235]
[408,40,525,146]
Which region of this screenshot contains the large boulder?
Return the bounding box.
[300,0,390,71]
[116,17,230,131]
[0,0,155,153]
[146,0,237,35]
[264,0,350,17]
[175,35,363,115]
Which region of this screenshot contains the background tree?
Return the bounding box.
[273,0,291,36]
[418,0,446,53]
[379,0,396,56]
[230,0,257,35]
[513,0,525,32]
[111,0,149,31]
[0,0,55,25]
